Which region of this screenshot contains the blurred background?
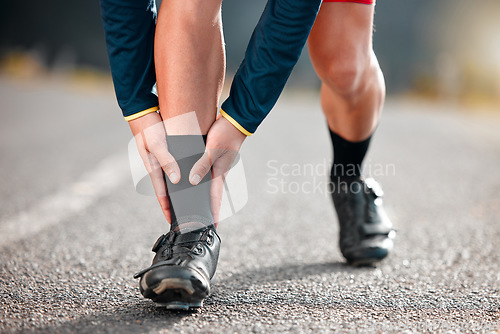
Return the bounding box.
[1,0,500,106]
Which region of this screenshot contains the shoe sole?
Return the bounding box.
[156,301,203,310]
[143,277,208,310]
[344,232,395,267]
[346,246,390,267]
[349,257,384,267]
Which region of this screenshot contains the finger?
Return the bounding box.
[157,195,172,224]
[140,122,181,184]
[210,169,224,227]
[144,151,173,223]
[150,164,172,223]
[212,149,238,178]
[157,151,181,184]
[210,151,238,226]
[148,141,181,184]
[189,150,216,185]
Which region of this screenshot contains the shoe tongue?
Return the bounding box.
[174,226,209,243]
[172,220,213,233]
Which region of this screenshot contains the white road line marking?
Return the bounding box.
[0,153,130,245]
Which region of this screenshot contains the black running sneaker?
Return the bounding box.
[134,226,220,310]
[330,177,395,266]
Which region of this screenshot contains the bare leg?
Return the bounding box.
[308,3,394,266]
[308,2,385,142]
[155,0,225,135]
[154,0,225,229]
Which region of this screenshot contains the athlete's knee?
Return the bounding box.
[321,54,370,98]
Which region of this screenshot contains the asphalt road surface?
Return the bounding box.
[0,77,499,333]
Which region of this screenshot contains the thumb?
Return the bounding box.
[148,142,181,184]
[189,150,220,185]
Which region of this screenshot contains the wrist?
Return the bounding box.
[128,111,163,137]
[219,109,253,137]
[219,116,247,146]
[124,106,159,122]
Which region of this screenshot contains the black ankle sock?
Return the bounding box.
[165,135,214,232]
[329,129,372,178]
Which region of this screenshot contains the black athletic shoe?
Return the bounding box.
[330,177,395,266]
[134,226,220,310]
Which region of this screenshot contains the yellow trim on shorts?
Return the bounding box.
[219,109,253,136]
[124,106,159,121]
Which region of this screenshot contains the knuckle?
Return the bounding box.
[195,161,211,177]
[201,164,211,175]
[193,165,207,176]
[146,138,167,154]
[213,163,229,176]
[161,160,177,173]
[141,153,159,173]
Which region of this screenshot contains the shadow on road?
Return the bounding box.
[27,300,196,334]
[215,261,359,287]
[26,261,366,333]
[205,261,374,307]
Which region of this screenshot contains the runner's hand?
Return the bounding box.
[189,116,247,225]
[129,112,181,223]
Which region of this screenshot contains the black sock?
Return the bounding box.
[165,135,214,232]
[329,129,372,178]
